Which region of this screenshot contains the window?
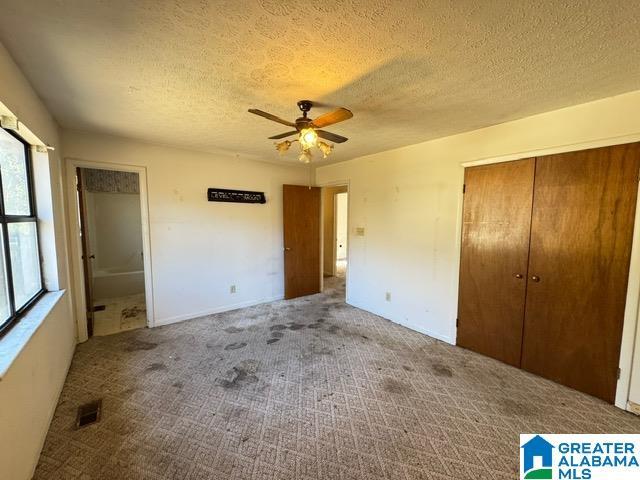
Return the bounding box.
[0,127,44,336]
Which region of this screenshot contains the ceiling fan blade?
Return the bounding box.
[248,109,296,127]
[317,130,348,144]
[311,107,353,128]
[268,131,298,139]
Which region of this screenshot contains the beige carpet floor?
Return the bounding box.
[34,275,640,479]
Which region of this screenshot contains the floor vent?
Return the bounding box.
[93,305,106,312]
[76,399,102,429]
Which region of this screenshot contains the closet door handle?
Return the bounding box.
[514,273,523,279]
[531,275,540,282]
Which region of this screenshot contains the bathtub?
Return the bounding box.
[93,267,145,300]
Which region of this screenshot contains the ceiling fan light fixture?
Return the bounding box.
[299,128,318,149]
[299,148,312,164]
[317,141,333,158]
[275,140,292,154]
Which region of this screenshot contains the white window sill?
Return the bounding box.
[0,290,66,380]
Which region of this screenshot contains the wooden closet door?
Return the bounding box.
[457,159,535,367]
[521,143,640,403]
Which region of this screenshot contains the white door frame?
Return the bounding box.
[333,192,339,272]
[64,157,154,342]
[458,132,640,410]
[318,180,350,302]
[334,191,348,263]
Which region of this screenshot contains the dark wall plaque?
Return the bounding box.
[207,188,266,204]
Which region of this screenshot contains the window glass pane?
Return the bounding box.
[0,128,30,215]
[0,229,11,322]
[8,222,41,308]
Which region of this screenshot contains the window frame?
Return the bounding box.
[0,127,45,337]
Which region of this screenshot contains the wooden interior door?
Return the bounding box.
[457,159,535,366]
[76,168,95,337]
[283,185,321,299]
[521,143,640,403]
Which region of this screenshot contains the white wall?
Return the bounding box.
[318,150,462,343]
[86,189,145,299]
[0,42,75,479]
[62,130,308,326]
[86,191,143,273]
[0,296,73,479]
[626,200,640,410]
[316,89,640,410]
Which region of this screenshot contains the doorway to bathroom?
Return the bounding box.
[76,167,147,336]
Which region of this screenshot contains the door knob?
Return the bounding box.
[284,247,291,251]
[514,273,523,279]
[531,275,540,282]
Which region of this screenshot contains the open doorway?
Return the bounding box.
[76,167,147,337]
[322,185,348,297]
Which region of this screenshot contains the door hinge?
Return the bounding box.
[617,368,621,380]
[456,318,459,328]
[462,184,466,194]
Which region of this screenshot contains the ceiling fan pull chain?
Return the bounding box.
[308,163,312,189]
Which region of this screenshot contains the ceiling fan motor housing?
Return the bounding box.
[295,118,313,130]
[297,100,313,114]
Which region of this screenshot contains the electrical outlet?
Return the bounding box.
[385,292,391,302]
[230,285,236,294]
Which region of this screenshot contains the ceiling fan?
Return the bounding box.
[248,100,353,163]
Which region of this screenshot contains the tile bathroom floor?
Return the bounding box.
[92,293,147,336]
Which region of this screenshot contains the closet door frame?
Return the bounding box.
[457,138,640,410]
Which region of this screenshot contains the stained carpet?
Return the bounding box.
[34,276,640,479]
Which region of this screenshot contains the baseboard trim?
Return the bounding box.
[154,295,284,327]
[346,298,455,345]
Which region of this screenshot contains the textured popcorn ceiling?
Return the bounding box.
[1,1,640,164]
